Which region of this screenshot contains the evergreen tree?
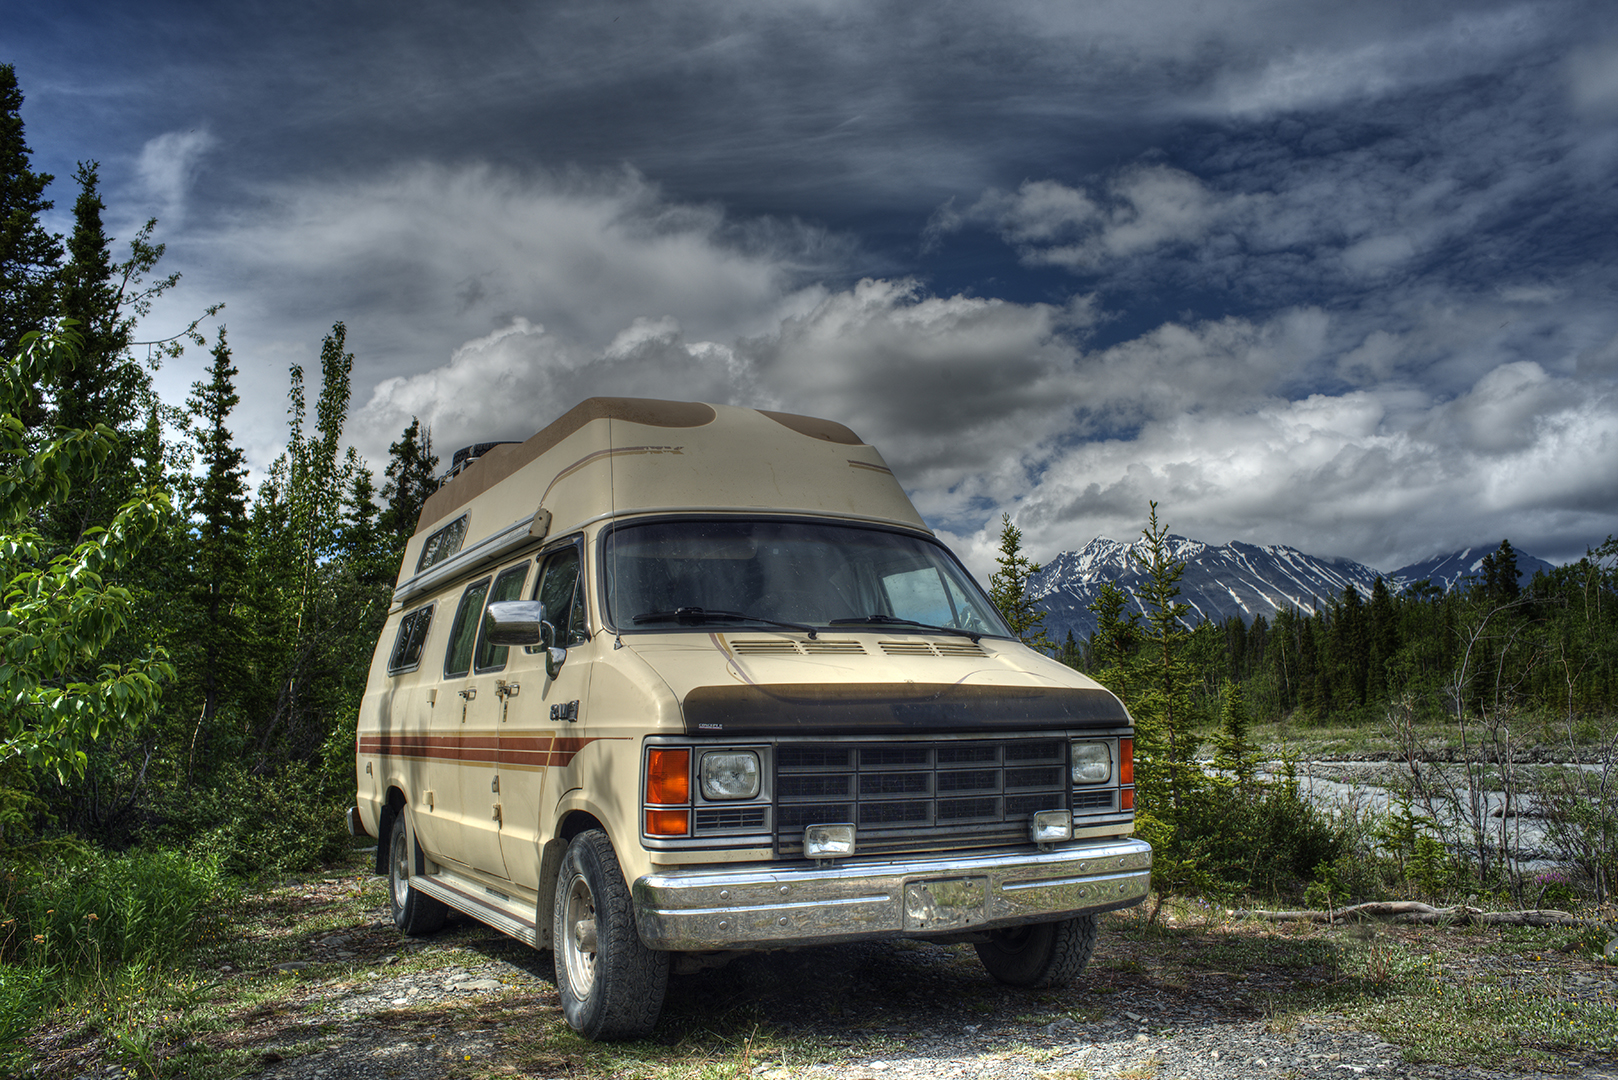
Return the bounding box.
[0,64,60,369]
[1129,502,1201,814]
[1057,628,1083,670]
[1212,679,1259,796]
[988,513,1052,650]
[1479,539,1521,602]
[1087,581,1141,706]
[378,416,438,555]
[1366,575,1399,703]
[185,328,250,741]
[50,164,182,543]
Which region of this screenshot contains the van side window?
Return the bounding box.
[536,547,588,646]
[443,577,491,678]
[474,563,531,673]
[387,604,435,675]
[417,514,469,573]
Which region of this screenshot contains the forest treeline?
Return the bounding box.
[1047,536,1618,735]
[1,64,435,867]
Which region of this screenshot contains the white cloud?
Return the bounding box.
[943,167,1243,272]
[136,128,214,223]
[1204,4,1553,118]
[1568,37,1618,117]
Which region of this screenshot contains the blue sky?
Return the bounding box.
[9,0,1618,576]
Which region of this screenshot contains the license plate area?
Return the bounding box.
[903,876,989,931]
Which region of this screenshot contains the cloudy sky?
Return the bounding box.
[10,0,1618,576]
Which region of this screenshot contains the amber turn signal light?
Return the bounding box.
[646,748,690,804]
[1118,738,1134,786]
[645,809,691,836]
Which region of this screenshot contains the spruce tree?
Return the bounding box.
[378,416,439,555]
[1087,581,1141,707]
[1129,502,1200,814]
[50,164,181,543]
[185,328,250,738]
[987,513,1052,650]
[1212,679,1258,795]
[0,64,60,368]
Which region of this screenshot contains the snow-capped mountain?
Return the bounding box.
[1027,536,1553,642]
[1389,547,1554,595]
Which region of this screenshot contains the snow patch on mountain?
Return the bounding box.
[1028,536,1554,642]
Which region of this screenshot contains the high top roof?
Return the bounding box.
[397,398,927,588]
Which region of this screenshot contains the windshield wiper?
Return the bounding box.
[828,615,983,643]
[631,606,819,639]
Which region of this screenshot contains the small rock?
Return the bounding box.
[272,961,313,972]
[1134,1033,1149,1043]
[1124,1010,1144,1022]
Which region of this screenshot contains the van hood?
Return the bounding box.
[623,631,1129,737]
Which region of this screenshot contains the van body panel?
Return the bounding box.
[357,398,1149,1039]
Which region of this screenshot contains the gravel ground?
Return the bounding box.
[234,897,1618,1080]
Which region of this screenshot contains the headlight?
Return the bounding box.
[1071,741,1112,784]
[700,751,761,800]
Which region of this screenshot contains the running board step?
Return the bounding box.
[414,872,546,949]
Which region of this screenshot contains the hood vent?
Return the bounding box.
[730,639,866,656]
[880,640,988,658]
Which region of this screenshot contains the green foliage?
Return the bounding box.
[1212,679,1259,793]
[1128,502,1202,817]
[0,329,174,780]
[0,63,61,366]
[379,416,439,554]
[988,513,1052,650]
[0,847,230,1066]
[1087,580,1140,707]
[0,847,230,972]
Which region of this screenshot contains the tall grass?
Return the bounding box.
[0,847,233,1066]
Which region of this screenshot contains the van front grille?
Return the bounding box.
[775,738,1068,857]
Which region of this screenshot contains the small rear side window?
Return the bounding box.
[417,514,469,573]
[387,604,435,675]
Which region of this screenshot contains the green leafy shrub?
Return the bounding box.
[1172,777,1347,900]
[155,759,351,876]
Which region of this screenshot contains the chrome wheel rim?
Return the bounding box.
[562,875,598,999]
[390,820,411,910]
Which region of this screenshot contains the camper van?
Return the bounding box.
[351,398,1151,1039]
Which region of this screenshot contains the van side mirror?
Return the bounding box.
[487,600,569,678]
[485,600,546,646]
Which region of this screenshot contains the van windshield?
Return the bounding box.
[604,519,1012,638]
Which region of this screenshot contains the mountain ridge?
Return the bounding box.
[1027,536,1555,643]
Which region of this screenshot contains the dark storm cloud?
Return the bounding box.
[8,0,1618,575]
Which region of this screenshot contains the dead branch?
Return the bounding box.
[1234,901,1605,928]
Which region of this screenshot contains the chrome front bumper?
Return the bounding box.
[632,837,1152,951]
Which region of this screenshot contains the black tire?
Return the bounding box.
[388,808,448,936]
[553,830,669,1040]
[974,914,1098,988]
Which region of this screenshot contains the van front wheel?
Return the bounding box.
[553,830,669,1039]
[974,914,1097,988]
[388,809,448,936]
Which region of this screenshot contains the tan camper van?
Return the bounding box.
[351,398,1151,1039]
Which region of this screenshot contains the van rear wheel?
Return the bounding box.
[388,809,448,936]
[974,914,1097,988]
[553,830,669,1040]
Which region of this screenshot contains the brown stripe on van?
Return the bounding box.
[680,683,1128,736]
[414,397,717,533]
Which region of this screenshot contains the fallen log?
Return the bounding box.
[1233,901,1605,928]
